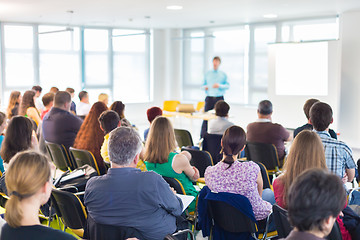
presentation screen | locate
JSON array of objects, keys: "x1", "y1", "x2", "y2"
[{"x1": 274, "y1": 42, "x2": 328, "y2": 96}]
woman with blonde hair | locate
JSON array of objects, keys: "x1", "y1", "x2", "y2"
[
  {"x1": 6, "y1": 91, "x2": 21, "y2": 119},
  {"x1": 1, "y1": 151, "x2": 76, "y2": 239},
  {"x1": 98, "y1": 93, "x2": 109, "y2": 106}
]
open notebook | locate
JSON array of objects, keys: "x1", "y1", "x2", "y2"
[{"x1": 176, "y1": 194, "x2": 195, "y2": 212}]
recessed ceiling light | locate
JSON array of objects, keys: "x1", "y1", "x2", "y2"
[
  {"x1": 166, "y1": 5, "x2": 183, "y2": 10},
  {"x1": 263, "y1": 14, "x2": 278, "y2": 19}
]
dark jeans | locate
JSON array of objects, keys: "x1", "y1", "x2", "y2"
[{"x1": 200, "y1": 96, "x2": 224, "y2": 138}]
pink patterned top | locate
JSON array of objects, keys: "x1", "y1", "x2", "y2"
[{"x1": 205, "y1": 161, "x2": 272, "y2": 221}]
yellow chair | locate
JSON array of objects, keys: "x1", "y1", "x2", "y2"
[
  {"x1": 196, "y1": 101, "x2": 205, "y2": 112},
  {"x1": 163, "y1": 100, "x2": 180, "y2": 112}
]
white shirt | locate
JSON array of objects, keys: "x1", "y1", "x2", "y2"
[
  {"x1": 76, "y1": 102, "x2": 91, "y2": 116},
  {"x1": 208, "y1": 116, "x2": 234, "y2": 135}
]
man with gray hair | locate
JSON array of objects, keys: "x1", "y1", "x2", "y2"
[{"x1": 84, "y1": 127, "x2": 183, "y2": 240}]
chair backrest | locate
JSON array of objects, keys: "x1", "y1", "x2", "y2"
[
  {"x1": 85, "y1": 214, "x2": 145, "y2": 240},
  {"x1": 182, "y1": 147, "x2": 213, "y2": 177},
  {"x1": 51, "y1": 188, "x2": 87, "y2": 230},
  {"x1": 45, "y1": 141, "x2": 76, "y2": 171},
  {"x1": 253, "y1": 161, "x2": 272, "y2": 190},
  {"x1": 69, "y1": 147, "x2": 100, "y2": 175},
  {"x1": 174, "y1": 129, "x2": 194, "y2": 148},
  {"x1": 245, "y1": 141, "x2": 281, "y2": 171},
  {"x1": 202, "y1": 133, "x2": 222, "y2": 164},
  {"x1": 196, "y1": 101, "x2": 205, "y2": 112},
  {"x1": 0, "y1": 192, "x2": 9, "y2": 209},
  {"x1": 163, "y1": 100, "x2": 180, "y2": 112},
  {"x1": 162, "y1": 176, "x2": 186, "y2": 195},
  {"x1": 272, "y1": 204, "x2": 292, "y2": 238}
]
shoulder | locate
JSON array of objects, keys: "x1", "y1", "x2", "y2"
[{"x1": 39, "y1": 225, "x2": 77, "y2": 239}]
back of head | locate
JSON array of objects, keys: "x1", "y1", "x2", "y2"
[
  {"x1": 287, "y1": 169, "x2": 346, "y2": 232},
  {"x1": 54, "y1": 91, "x2": 71, "y2": 108},
  {"x1": 78, "y1": 91, "x2": 88, "y2": 101},
  {"x1": 309, "y1": 102, "x2": 333, "y2": 131},
  {"x1": 31, "y1": 85, "x2": 42, "y2": 93},
  {"x1": 108, "y1": 127, "x2": 142, "y2": 166},
  {"x1": 282, "y1": 130, "x2": 327, "y2": 206},
  {"x1": 50, "y1": 87, "x2": 59, "y2": 94},
  {"x1": 0, "y1": 116, "x2": 33, "y2": 163},
  {"x1": 98, "y1": 110, "x2": 120, "y2": 134},
  {"x1": 98, "y1": 93, "x2": 109, "y2": 102},
  {"x1": 303, "y1": 98, "x2": 320, "y2": 120},
  {"x1": 0, "y1": 112, "x2": 6, "y2": 126},
  {"x1": 146, "y1": 107, "x2": 163, "y2": 123},
  {"x1": 258, "y1": 100, "x2": 273, "y2": 115},
  {"x1": 221, "y1": 126, "x2": 246, "y2": 168},
  {"x1": 110, "y1": 101, "x2": 125, "y2": 119},
  {"x1": 215, "y1": 100, "x2": 230, "y2": 117},
  {"x1": 42, "y1": 92, "x2": 55, "y2": 107},
  {"x1": 65, "y1": 87, "x2": 75, "y2": 94},
  {"x1": 5, "y1": 151, "x2": 51, "y2": 228},
  {"x1": 7, "y1": 91, "x2": 21, "y2": 118},
  {"x1": 19, "y1": 90, "x2": 36, "y2": 116},
  {"x1": 144, "y1": 116, "x2": 176, "y2": 164}
]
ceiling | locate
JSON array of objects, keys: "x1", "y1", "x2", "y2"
[{"x1": 1, "y1": 0, "x2": 360, "y2": 29}]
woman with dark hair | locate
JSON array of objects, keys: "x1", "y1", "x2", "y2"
[
  {"x1": 73, "y1": 101, "x2": 108, "y2": 174},
  {"x1": 205, "y1": 125, "x2": 273, "y2": 221},
  {"x1": 19, "y1": 90, "x2": 41, "y2": 126},
  {"x1": 110, "y1": 101, "x2": 131, "y2": 127},
  {"x1": 6, "y1": 91, "x2": 21, "y2": 119}
]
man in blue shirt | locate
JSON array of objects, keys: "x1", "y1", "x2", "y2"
[{"x1": 200, "y1": 56, "x2": 230, "y2": 137}]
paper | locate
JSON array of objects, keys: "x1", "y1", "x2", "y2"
[
  {"x1": 60, "y1": 169, "x2": 85, "y2": 183},
  {"x1": 176, "y1": 194, "x2": 195, "y2": 212}
]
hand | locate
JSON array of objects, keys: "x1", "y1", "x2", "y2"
[
  {"x1": 205, "y1": 86, "x2": 209, "y2": 90},
  {"x1": 342, "y1": 173, "x2": 348, "y2": 183},
  {"x1": 170, "y1": 187, "x2": 177, "y2": 195},
  {"x1": 192, "y1": 167, "x2": 200, "y2": 181},
  {"x1": 212, "y1": 83, "x2": 220, "y2": 88}
]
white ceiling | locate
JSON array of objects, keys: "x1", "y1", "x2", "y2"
[{"x1": 1, "y1": 0, "x2": 360, "y2": 29}]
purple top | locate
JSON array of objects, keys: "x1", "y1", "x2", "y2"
[{"x1": 205, "y1": 161, "x2": 272, "y2": 220}]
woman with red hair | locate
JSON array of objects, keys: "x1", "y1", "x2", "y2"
[{"x1": 73, "y1": 101, "x2": 108, "y2": 174}]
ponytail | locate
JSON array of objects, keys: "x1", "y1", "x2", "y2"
[
  {"x1": 221, "y1": 126, "x2": 246, "y2": 169},
  {"x1": 5, "y1": 193, "x2": 23, "y2": 228}
]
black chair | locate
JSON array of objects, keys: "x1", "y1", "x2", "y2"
[
  {"x1": 69, "y1": 147, "x2": 101, "y2": 176},
  {"x1": 202, "y1": 133, "x2": 222, "y2": 164},
  {"x1": 0, "y1": 192, "x2": 8, "y2": 209},
  {"x1": 254, "y1": 161, "x2": 273, "y2": 190},
  {"x1": 245, "y1": 142, "x2": 283, "y2": 176},
  {"x1": 164, "y1": 229, "x2": 195, "y2": 240},
  {"x1": 50, "y1": 188, "x2": 87, "y2": 238},
  {"x1": 162, "y1": 176, "x2": 186, "y2": 195},
  {"x1": 175, "y1": 129, "x2": 194, "y2": 148},
  {"x1": 45, "y1": 141, "x2": 77, "y2": 171},
  {"x1": 357, "y1": 159, "x2": 360, "y2": 183},
  {"x1": 182, "y1": 147, "x2": 213, "y2": 177}
]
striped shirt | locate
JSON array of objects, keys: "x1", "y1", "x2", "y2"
[{"x1": 316, "y1": 130, "x2": 356, "y2": 178}]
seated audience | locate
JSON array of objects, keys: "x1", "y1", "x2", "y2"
[
  {"x1": 42, "y1": 91, "x2": 83, "y2": 149},
  {"x1": 283, "y1": 169, "x2": 346, "y2": 240},
  {"x1": 49, "y1": 86, "x2": 59, "y2": 94},
  {"x1": 208, "y1": 100, "x2": 234, "y2": 135},
  {"x1": 77, "y1": 91, "x2": 91, "y2": 116},
  {"x1": 294, "y1": 98, "x2": 337, "y2": 139},
  {"x1": 0, "y1": 112, "x2": 6, "y2": 173},
  {"x1": 6, "y1": 91, "x2": 21, "y2": 119},
  {"x1": 73, "y1": 102, "x2": 108, "y2": 174},
  {"x1": 110, "y1": 101, "x2": 132, "y2": 127},
  {"x1": 98, "y1": 93, "x2": 109, "y2": 106},
  {"x1": 19, "y1": 90, "x2": 41, "y2": 126},
  {"x1": 310, "y1": 102, "x2": 356, "y2": 182},
  {"x1": 1, "y1": 151, "x2": 76, "y2": 240},
  {"x1": 205, "y1": 125, "x2": 273, "y2": 221},
  {"x1": 144, "y1": 116, "x2": 199, "y2": 212},
  {"x1": 40, "y1": 92, "x2": 54, "y2": 120},
  {"x1": 144, "y1": 106, "x2": 162, "y2": 141},
  {"x1": 32, "y1": 85, "x2": 44, "y2": 112},
  {"x1": 65, "y1": 87, "x2": 76, "y2": 115},
  {"x1": 246, "y1": 100, "x2": 291, "y2": 161},
  {"x1": 99, "y1": 110, "x2": 120, "y2": 164},
  {"x1": 84, "y1": 127, "x2": 183, "y2": 240}
]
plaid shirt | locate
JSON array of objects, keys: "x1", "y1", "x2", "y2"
[{"x1": 316, "y1": 130, "x2": 356, "y2": 178}]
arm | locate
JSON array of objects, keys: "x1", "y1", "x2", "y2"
[
  {"x1": 201, "y1": 76, "x2": 209, "y2": 90},
  {"x1": 218, "y1": 74, "x2": 230, "y2": 90},
  {"x1": 344, "y1": 147, "x2": 356, "y2": 182},
  {"x1": 157, "y1": 176, "x2": 183, "y2": 216},
  {"x1": 172, "y1": 152, "x2": 199, "y2": 181},
  {"x1": 256, "y1": 170, "x2": 263, "y2": 197},
  {"x1": 346, "y1": 168, "x2": 355, "y2": 183}
]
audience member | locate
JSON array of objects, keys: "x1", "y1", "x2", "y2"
[
  {"x1": 1, "y1": 151, "x2": 76, "y2": 240},
  {"x1": 246, "y1": 100, "x2": 291, "y2": 161},
  {"x1": 32, "y1": 85, "x2": 44, "y2": 112},
  {"x1": 49, "y1": 86, "x2": 59, "y2": 94},
  {"x1": 42, "y1": 91, "x2": 83, "y2": 149},
  {"x1": 65, "y1": 87, "x2": 76, "y2": 114},
  {"x1": 77, "y1": 91, "x2": 91, "y2": 116},
  {"x1": 19, "y1": 90, "x2": 41, "y2": 126},
  {"x1": 73, "y1": 101, "x2": 108, "y2": 174},
  {"x1": 205, "y1": 125, "x2": 273, "y2": 221},
  {"x1": 99, "y1": 110, "x2": 120, "y2": 164},
  {"x1": 6, "y1": 91, "x2": 21, "y2": 119},
  {"x1": 144, "y1": 116, "x2": 199, "y2": 212},
  {"x1": 110, "y1": 101, "x2": 132, "y2": 127},
  {"x1": 294, "y1": 99, "x2": 337, "y2": 139},
  {"x1": 0, "y1": 112, "x2": 6, "y2": 173},
  {"x1": 310, "y1": 102, "x2": 356, "y2": 182},
  {"x1": 283, "y1": 169, "x2": 346, "y2": 240},
  {"x1": 144, "y1": 106, "x2": 162, "y2": 141},
  {"x1": 208, "y1": 100, "x2": 234, "y2": 135},
  {"x1": 84, "y1": 127, "x2": 183, "y2": 240},
  {"x1": 40, "y1": 92, "x2": 54, "y2": 120},
  {"x1": 98, "y1": 93, "x2": 109, "y2": 106}
]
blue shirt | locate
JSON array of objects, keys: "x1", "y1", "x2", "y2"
[
  {"x1": 315, "y1": 131, "x2": 356, "y2": 178},
  {"x1": 0, "y1": 135, "x2": 4, "y2": 173},
  {"x1": 203, "y1": 70, "x2": 229, "y2": 97},
  {"x1": 84, "y1": 167, "x2": 183, "y2": 240}
]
